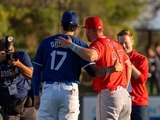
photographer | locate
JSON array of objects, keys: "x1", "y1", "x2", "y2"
[{"x1": 0, "y1": 36, "x2": 37, "y2": 120}]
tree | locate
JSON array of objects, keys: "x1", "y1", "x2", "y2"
[{"x1": 0, "y1": 0, "x2": 147, "y2": 59}]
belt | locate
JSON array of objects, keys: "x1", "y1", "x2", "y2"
[
  {"x1": 45, "y1": 81, "x2": 73, "y2": 86},
  {"x1": 97, "y1": 88, "x2": 114, "y2": 94},
  {"x1": 97, "y1": 86, "x2": 124, "y2": 94}
]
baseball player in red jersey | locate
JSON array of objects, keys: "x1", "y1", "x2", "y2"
[
  {"x1": 56, "y1": 16, "x2": 132, "y2": 120},
  {"x1": 117, "y1": 29, "x2": 149, "y2": 120}
]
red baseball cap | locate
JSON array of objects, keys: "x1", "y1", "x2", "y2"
[{"x1": 82, "y1": 16, "x2": 103, "y2": 29}]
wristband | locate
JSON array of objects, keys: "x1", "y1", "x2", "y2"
[
  {"x1": 68, "y1": 43, "x2": 76, "y2": 51},
  {"x1": 68, "y1": 43, "x2": 82, "y2": 54}
]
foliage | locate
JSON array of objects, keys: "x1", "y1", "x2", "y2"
[
  {"x1": 0, "y1": 5, "x2": 13, "y2": 37},
  {"x1": 0, "y1": 0, "x2": 147, "y2": 59}
]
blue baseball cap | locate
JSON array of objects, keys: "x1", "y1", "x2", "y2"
[{"x1": 61, "y1": 11, "x2": 78, "y2": 25}]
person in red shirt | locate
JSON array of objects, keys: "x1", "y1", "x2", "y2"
[
  {"x1": 117, "y1": 29, "x2": 149, "y2": 120},
  {"x1": 56, "y1": 16, "x2": 132, "y2": 120}
]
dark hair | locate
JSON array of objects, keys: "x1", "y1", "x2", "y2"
[{"x1": 61, "y1": 22, "x2": 78, "y2": 32}]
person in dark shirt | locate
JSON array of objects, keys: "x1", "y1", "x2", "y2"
[{"x1": 0, "y1": 36, "x2": 37, "y2": 120}]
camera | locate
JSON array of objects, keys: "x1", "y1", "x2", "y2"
[
  {"x1": 5, "y1": 50, "x2": 19, "y2": 61},
  {"x1": 4, "y1": 35, "x2": 19, "y2": 61}
]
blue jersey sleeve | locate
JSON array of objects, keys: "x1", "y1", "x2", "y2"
[
  {"x1": 32, "y1": 41, "x2": 45, "y2": 96},
  {"x1": 32, "y1": 64, "x2": 42, "y2": 96},
  {"x1": 33, "y1": 40, "x2": 45, "y2": 66}
]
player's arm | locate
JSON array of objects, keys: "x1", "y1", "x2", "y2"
[
  {"x1": 32, "y1": 63, "x2": 42, "y2": 110},
  {"x1": 84, "y1": 60, "x2": 123, "y2": 77},
  {"x1": 32, "y1": 63, "x2": 42, "y2": 96},
  {"x1": 56, "y1": 36, "x2": 97, "y2": 62},
  {"x1": 56, "y1": 36, "x2": 123, "y2": 76}
]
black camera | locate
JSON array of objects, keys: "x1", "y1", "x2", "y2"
[
  {"x1": 4, "y1": 35, "x2": 19, "y2": 61},
  {"x1": 5, "y1": 50, "x2": 19, "y2": 61}
]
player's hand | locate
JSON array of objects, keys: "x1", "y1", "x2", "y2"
[
  {"x1": 114, "y1": 59, "x2": 123, "y2": 72},
  {"x1": 34, "y1": 95, "x2": 40, "y2": 110},
  {"x1": 55, "y1": 36, "x2": 72, "y2": 48}
]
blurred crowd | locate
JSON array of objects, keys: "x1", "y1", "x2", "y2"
[{"x1": 147, "y1": 43, "x2": 160, "y2": 95}]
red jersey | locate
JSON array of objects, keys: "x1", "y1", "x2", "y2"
[
  {"x1": 89, "y1": 36, "x2": 129, "y2": 92},
  {"x1": 129, "y1": 49, "x2": 149, "y2": 106}
]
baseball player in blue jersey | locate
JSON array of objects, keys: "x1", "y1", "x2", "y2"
[
  {"x1": 32, "y1": 11, "x2": 123, "y2": 120},
  {"x1": 32, "y1": 11, "x2": 96, "y2": 120}
]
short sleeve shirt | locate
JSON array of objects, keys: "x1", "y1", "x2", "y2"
[{"x1": 89, "y1": 36, "x2": 129, "y2": 91}]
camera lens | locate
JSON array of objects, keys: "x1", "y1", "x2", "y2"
[{"x1": 10, "y1": 52, "x2": 19, "y2": 61}]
